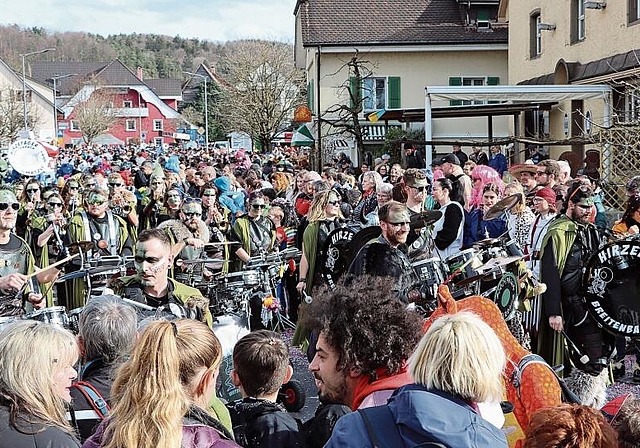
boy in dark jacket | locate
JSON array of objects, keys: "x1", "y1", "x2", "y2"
[{"x1": 226, "y1": 330, "x2": 303, "y2": 448}]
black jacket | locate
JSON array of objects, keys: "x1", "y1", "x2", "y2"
[
  {"x1": 69, "y1": 358, "x2": 115, "y2": 442},
  {"x1": 226, "y1": 398, "x2": 302, "y2": 448},
  {"x1": 301, "y1": 403, "x2": 351, "y2": 448},
  {"x1": 0, "y1": 404, "x2": 80, "y2": 448}
]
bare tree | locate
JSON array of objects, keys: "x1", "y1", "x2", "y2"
[
  {"x1": 218, "y1": 40, "x2": 304, "y2": 151},
  {"x1": 73, "y1": 87, "x2": 119, "y2": 144},
  {"x1": 0, "y1": 86, "x2": 40, "y2": 143},
  {"x1": 322, "y1": 51, "x2": 376, "y2": 166}
]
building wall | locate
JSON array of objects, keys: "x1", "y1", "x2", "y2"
[{"x1": 308, "y1": 47, "x2": 509, "y2": 147}]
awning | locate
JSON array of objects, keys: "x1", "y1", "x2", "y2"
[
  {"x1": 93, "y1": 134, "x2": 125, "y2": 145},
  {"x1": 292, "y1": 123, "x2": 314, "y2": 146}
]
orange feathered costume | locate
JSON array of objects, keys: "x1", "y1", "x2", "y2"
[{"x1": 424, "y1": 285, "x2": 562, "y2": 448}]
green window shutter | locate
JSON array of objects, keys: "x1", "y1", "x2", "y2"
[
  {"x1": 387, "y1": 77, "x2": 401, "y2": 109},
  {"x1": 487, "y1": 77, "x2": 499, "y2": 103},
  {"x1": 449, "y1": 77, "x2": 462, "y2": 106},
  {"x1": 308, "y1": 82, "x2": 314, "y2": 111},
  {"x1": 307, "y1": 82, "x2": 312, "y2": 109},
  {"x1": 349, "y1": 76, "x2": 362, "y2": 110}
]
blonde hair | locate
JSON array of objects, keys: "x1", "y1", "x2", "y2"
[
  {"x1": 103, "y1": 319, "x2": 222, "y2": 448},
  {"x1": 0, "y1": 321, "x2": 78, "y2": 434},
  {"x1": 363, "y1": 170, "x2": 384, "y2": 191},
  {"x1": 504, "y1": 181, "x2": 527, "y2": 214},
  {"x1": 409, "y1": 312, "x2": 505, "y2": 403},
  {"x1": 307, "y1": 189, "x2": 342, "y2": 223}
]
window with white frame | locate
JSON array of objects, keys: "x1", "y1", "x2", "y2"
[
  {"x1": 153, "y1": 119, "x2": 163, "y2": 131},
  {"x1": 70, "y1": 120, "x2": 80, "y2": 132},
  {"x1": 530, "y1": 12, "x2": 542, "y2": 58},
  {"x1": 462, "y1": 77, "x2": 486, "y2": 105},
  {"x1": 154, "y1": 137, "x2": 164, "y2": 147},
  {"x1": 123, "y1": 100, "x2": 133, "y2": 108},
  {"x1": 362, "y1": 77, "x2": 386, "y2": 112},
  {"x1": 572, "y1": 0, "x2": 586, "y2": 42},
  {"x1": 125, "y1": 119, "x2": 136, "y2": 132}
]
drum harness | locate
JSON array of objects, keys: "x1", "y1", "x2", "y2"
[{"x1": 79, "y1": 211, "x2": 119, "y2": 257}]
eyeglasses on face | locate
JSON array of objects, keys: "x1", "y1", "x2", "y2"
[
  {"x1": 410, "y1": 186, "x2": 427, "y2": 192},
  {"x1": 109, "y1": 183, "x2": 124, "y2": 187},
  {"x1": 183, "y1": 212, "x2": 202, "y2": 218},
  {"x1": 0, "y1": 202, "x2": 20, "y2": 211},
  {"x1": 535, "y1": 171, "x2": 548, "y2": 177},
  {"x1": 26, "y1": 188, "x2": 40, "y2": 193},
  {"x1": 87, "y1": 199, "x2": 107, "y2": 206},
  {"x1": 184, "y1": 197, "x2": 202, "y2": 204},
  {"x1": 327, "y1": 200, "x2": 340, "y2": 206},
  {"x1": 48, "y1": 202, "x2": 63, "y2": 208},
  {"x1": 202, "y1": 193, "x2": 217, "y2": 197},
  {"x1": 387, "y1": 221, "x2": 410, "y2": 228},
  {"x1": 251, "y1": 203, "x2": 266, "y2": 209},
  {"x1": 68, "y1": 185, "x2": 79, "y2": 190}
]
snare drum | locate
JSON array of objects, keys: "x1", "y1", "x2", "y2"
[
  {"x1": 221, "y1": 270, "x2": 261, "y2": 290},
  {"x1": 412, "y1": 258, "x2": 446, "y2": 287},
  {"x1": 25, "y1": 306, "x2": 69, "y2": 328},
  {"x1": 445, "y1": 249, "x2": 483, "y2": 286},
  {"x1": 0, "y1": 316, "x2": 19, "y2": 333},
  {"x1": 67, "y1": 307, "x2": 85, "y2": 334}
]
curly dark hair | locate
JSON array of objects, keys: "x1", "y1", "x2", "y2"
[{"x1": 301, "y1": 276, "x2": 423, "y2": 381}]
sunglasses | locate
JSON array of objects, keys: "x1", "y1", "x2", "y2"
[
  {"x1": 251, "y1": 204, "x2": 266, "y2": 209},
  {"x1": 203, "y1": 193, "x2": 217, "y2": 197},
  {"x1": 87, "y1": 199, "x2": 107, "y2": 206},
  {"x1": 26, "y1": 188, "x2": 40, "y2": 193},
  {"x1": 48, "y1": 202, "x2": 63, "y2": 208},
  {"x1": 68, "y1": 185, "x2": 79, "y2": 190},
  {"x1": 183, "y1": 212, "x2": 202, "y2": 218},
  {"x1": 387, "y1": 221, "x2": 410, "y2": 228},
  {"x1": 109, "y1": 183, "x2": 124, "y2": 187},
  {"x1": 410, "y1": 186, "x2": 428, "y2": 192},
  {"x1": 184, "y1": 197, "x2": 202, "y2": 204},
  {"x1": 327, "y1": 200, "x2": 340, "y2": 206},
  {"x1": 0, "y1": 202, "x2": 20, "y2": 211}
]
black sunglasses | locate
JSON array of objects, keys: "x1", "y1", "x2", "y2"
[
  {"x1": 0, "y1": 202, "x2": 20, "y2": 211},
  {"x1": 48, "y1": 202, "x2": 63, "y2": 208},
  {"x1": 184, "y1": 197, "x2": 202, "y2": 204},
  {"x1": 251, "y1": 204, "x2": 266, "y2": 209},
  {"x1": 109, "y1": 183, "x2": 124, "y2": 187},
  {"x1": 26, "y1": 188, "x2": 40, "y2": 193},
  {"x1": 327, "y1": 200, "x2": 340, "y2": 206}
]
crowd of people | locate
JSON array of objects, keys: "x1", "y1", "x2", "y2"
[{"x1": 0, "y1": 140, "x2": 639, "y2": 447}]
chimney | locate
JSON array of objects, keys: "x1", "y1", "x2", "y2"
[{"x1": 136, "y1": 67, "x2": 143, "y2": 80}]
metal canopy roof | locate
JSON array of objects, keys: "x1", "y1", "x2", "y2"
[{"x1": 423, "y1": 84, "x2": 614, "y2": 167}]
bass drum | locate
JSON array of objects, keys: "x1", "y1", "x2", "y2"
[
  {"x1": 214, "y1": 311, "x2": 250, "y2": 402},
  {"x1": 347, "y1": 226, "x2": 382, "y2": 267},
  {"x1": 319, "y1": 227, "x2": 357, "y2": 288},
  {"x1": 583, "y1": 240, "x2": 640, "y2": 338}
]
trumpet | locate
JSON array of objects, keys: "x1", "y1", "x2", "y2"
[{"x1": 207, "y1": 205, "x2": 229, "y2": 233}]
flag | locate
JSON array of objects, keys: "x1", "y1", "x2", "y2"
[{"x1": 367, "y1": 109, "x2": 386, "y2": 123}]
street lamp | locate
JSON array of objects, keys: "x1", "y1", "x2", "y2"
[
  {"x1": 183, "y1": 71, "x2": 209, "y2": 149},
  {"x1": 19, "y1": 48, "x2": 56, "y2": 134},
  {"x1": 50, "y1": 73, "x2": 77, "y2": 141}
]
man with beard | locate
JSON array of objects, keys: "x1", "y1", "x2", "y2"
[
  {"x1": 538, "y1": 182, "x2": 613, "y2": 407},
  {"x1": 0, "y1": 189, "x2": 55, "y2": 316},
  {"x1": 65, "y1": 188, "x2": 134, "y2": 309},
  {"x1": 158, "y1": 197, "x2": 210, "y2": 264},
  {"x1": 347, "y1": 202, "x2": 420, "y2": 303},
  {"x1": 110, "y1": 228, "x2": 210, "y2": 325},
  {"x1": 303, "y1": 276, "x2": 423, "y2": 412}
]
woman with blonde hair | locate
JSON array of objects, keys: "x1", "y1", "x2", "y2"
[
  {"x1": 503, "y1": 181, "x2": 535, "y2": 252},
  {"x1": 83, "y1": 319, "x2": 238, "y2": 448},
  {"x1": 0, "y1": 321, "x2": 80, "y2": 448},
  {"x1": 353, "y1": 170, "x2": 383, "y2": 224},
  {"x1": 325, "y1": 312, "x2": 508, "y2": 447}
]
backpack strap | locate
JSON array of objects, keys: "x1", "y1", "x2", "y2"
[
  {"x1": 358, "y1": 406, "x2": 404, "y2": 448},
  {"x1": 70, "y1": 381, "x2": 110, "y2": 419}
]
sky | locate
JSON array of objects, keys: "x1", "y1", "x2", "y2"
[{"x1": 1, "y1": 0, "x2": 297, "y2": 43}]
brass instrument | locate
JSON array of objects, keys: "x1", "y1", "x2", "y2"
[{"x1": 207, "y1": 204, "x2": 230, "y2": 234}]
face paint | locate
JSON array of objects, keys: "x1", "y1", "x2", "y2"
[
  {"x1": 182, "y1": 203, "x2": 202, "y2": 215},
  {"x1": 87, "y1": 192, "x2": 108, "y2": 205},
  {"x1": 167, "y1": 192, "x2": 181, "y2": 206},
  {"x1": 0, "y1": 190, "x2": 17, "y2": 204}
]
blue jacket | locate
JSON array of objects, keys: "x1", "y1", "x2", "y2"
[
  {"x1": 463, "y1": 208, "x2": 507, "y2": 248},
  {"x1": 325, "y1": 384, "x2": 507, "y2": 448}
]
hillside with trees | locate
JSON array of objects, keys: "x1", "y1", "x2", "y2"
[{"x1": 0, "y1": 24, "x2": 228, "y2": 76}]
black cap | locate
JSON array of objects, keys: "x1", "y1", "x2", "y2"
[{"x1": 432, "y1": 153, "x2": 460, "y2": 166}]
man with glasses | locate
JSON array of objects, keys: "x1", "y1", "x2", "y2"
[
  {"x1": 158, "y1": 196, "x2": 209, "y2": 265},
  {"x1": 535, "y1": 159, "x2": 560, "y2": 190},
  {"x1": 538, "y1": 182, "x2": 613, "y2": 404},
  {"x1": 347, "y1": 201, "x2": 419, "y2": 303},
  {"x1": 65, "y1": 188, "x2": 134, "y2": 309},
  {"x1": 0, "y1": 189, "x2": 57, "y2": 317}
]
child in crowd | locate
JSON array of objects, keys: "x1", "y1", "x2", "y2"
[{"x1": 227, "y1": 330, "x2": 303, "y2": 448}]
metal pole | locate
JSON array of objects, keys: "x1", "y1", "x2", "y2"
[
  {"x1": 19, "y1": 48, "x2": 56, "y2": 134},
  {"x1": 52, "y1": 77, "x2": 57, "y2": 140},
  {"x1": 22, "y1": 54, "x2": 28, "y2": 131},
  {"x1": 203, "y1": 76, "x2": 209, "y2": 149}
]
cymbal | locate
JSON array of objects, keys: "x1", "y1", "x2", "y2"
[
  {"x1": 473, "y1": 237, "x2": 502, "y2": 248},
  {"x1": 175, "y1": 258, "x2": 226, "y2": 265},
  {"x1": 484, "y1": 194, "x2": 521, "y2": 221},
  {"x1": 476, "y1": 255, "x2": 523, "y2": 274},
  {"x1": 409, "y1": 210, "x2": 443, "y2": 229},
  {"x1": 67, "y1": 241, "x2": 94, "y2": 253}
]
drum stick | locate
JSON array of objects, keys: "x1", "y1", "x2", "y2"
[
  {"x1": 27, "y1": 254, "x2": 79, "y2": 280},
  {"x1": 443, "y1": 250, "x2": 484, "y2": 285},
  {"x1": 122, "y1": 298, "x2": 156, "y2": 311},
  {"x1": 561, "y1": 329, "x2": 590, "y2": 364}
]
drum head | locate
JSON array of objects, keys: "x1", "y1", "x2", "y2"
[
  {"x1": 320, "y1": 227, "x2": 357, "y2": 288},
  {"x1": 493, "y1": 272, "x2": 518, "y2": 321},
  {"x1": 348, "y1": 226, "x2": 382, "y2": 266},
  {"x1": 583, "y1": 241, "x2": 640, "y2": 338}
]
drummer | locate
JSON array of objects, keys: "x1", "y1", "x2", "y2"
[
  {"x1": 109, "y1": 228, "x2": 211, "y2": 327},
  {"x1": 0, "y1": 188, "x2": 59, "y2": 317}
]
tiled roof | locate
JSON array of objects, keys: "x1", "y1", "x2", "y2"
[
  {"x1": 29, "y1": 61, "x2": 106, "y2": 95},
  {"x1": 146, "y1": 78, "x2": 182, "y2": 97},
  {"x1": 296, "y1": 0, "x2": 507, "y2": 46},
  {"x1": 94, "y1": 59, "x2": 145, "y2": 86}
]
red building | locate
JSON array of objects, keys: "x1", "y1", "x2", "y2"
[{"x1": 30, "y1": 60, "x2": 187, "y2": 147}]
